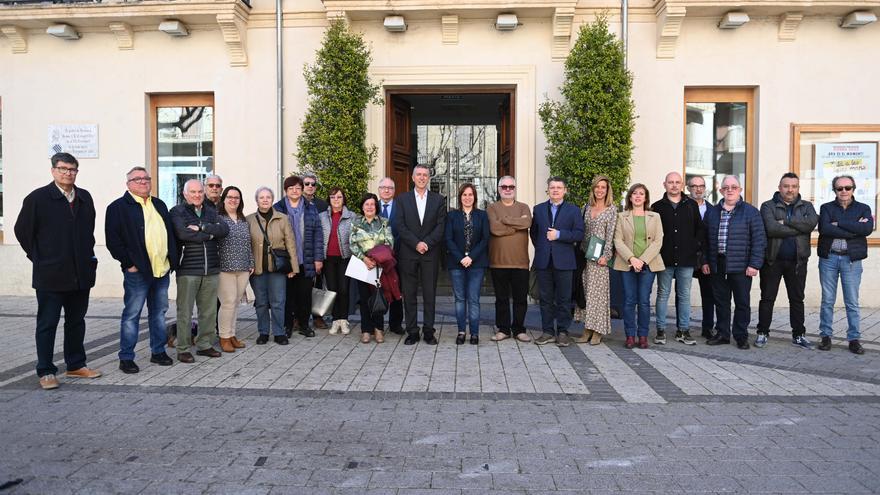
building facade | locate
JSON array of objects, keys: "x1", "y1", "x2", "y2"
[{"x1": 1, "y1": 0, "x2": 879, "y2": 303}]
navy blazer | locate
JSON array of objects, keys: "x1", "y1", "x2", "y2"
[
  {"x1": 530, "y1": 200, "x2": 585, "y2": 270},
  {"x1": 445, "y1": 209, "x2": 490, "y2": 269},
  {"x1": 393, "y1": 190, "x2": 447, "y2": 261},
  {"x1": 105, "y1": 192, "x2": 177, "y2": 276}
]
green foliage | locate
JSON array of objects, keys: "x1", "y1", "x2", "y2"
[
  {"x1": 296, "y1": 20, "x2": 383, "y2": 209},
  {"x1": 538, "y1": 14, "x2": 635, "y2": 207}
]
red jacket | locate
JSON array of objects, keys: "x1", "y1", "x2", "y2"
[{"x1": 367, "y1": 244, "x2": 401, "y2": 303}]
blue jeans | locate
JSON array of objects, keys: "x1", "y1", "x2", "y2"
[
  {"x1": 621, "y1": 268, "x2": 655, "y2": 337},
  {"x1": 819, "y1": 254, "x2": 862, "y2": 341},
  {"x1": 655, "y1": 266, "x2": 694, "y2": 331},
  {"x1": 536, "y1": 268, "x2": 574, "y2": 336},
  {"x1": 449, "y1": 268, "x2": 484, "y2": 336},
  {"x1": 251, "y1": 272, "x2": 287, "y2": 336},
  {"x1": 119, "y1": 272, "x2": 170, "y2": 360}
]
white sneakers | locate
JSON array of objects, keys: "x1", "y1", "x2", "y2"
[{"x1": 329, "y1": 320, "x2": 351, "y2": 335}]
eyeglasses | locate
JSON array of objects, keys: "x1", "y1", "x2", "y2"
[
  {"x1": 206, "y1": 183, "x2": 223, "y2": 188},
  {"x1": 378, "y1": 186, "x2": 394, "y2": 190},
  {"x1": 54, "y1": 167, "x2": 79, "y2": 175},
  {"x1": 127, "y1": 177, "x2": 151, "y2": 184},
  {"x1": 720, "y1": 186, "x2": 740, "y2": 192},
  {"x1": 687, "y1": 184, "x2": 705, "y2": 189},
  {"x1": 303, "y1": 181, "x2": 317, "y2": 187},
  {"x1": 835, "y1": 186, "x2": 854, "y2": 192},
  {"x1": 499, "y1": 185, "x2": 516, "y2": 190},
  {"x1": 226, "y1": 196, "x2": 241, "y2": 201}
]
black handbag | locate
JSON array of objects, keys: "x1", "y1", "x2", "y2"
[
  {"x1": 257, "y1": 216, "x2": 292, "y2": 274},
  {"x1": 367, "y1": 269, "x2": 387, "y2": 317}
]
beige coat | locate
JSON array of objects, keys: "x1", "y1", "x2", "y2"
[
  {"x1": 246, "y1": 209, "x2": 299, "y2": 276},
  {"x1": 612, "y1": 210, "x2": 666, "y2": 273}
]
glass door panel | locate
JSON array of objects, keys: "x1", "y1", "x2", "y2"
[
  {"x1": 416, "y1": 124, "x2": 498, "y2": 211},
  {"x1": 685, "y1": 101, "x2": 747, "y2": 205},
  {"x1": 156, "y1": 106, "x2": 214, "y2": 208}
]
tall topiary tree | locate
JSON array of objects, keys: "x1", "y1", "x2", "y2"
[
  {"x1": 538, "y1": 14, "x2": 635, "y2": 207},
  {"x1": 296, "y1": 20, "x2": 382, "y2": 207}
]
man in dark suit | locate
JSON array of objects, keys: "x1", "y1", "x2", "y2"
[
  {"x1": 15, "y1": 152, "x2": 102, "y2": 390},
  {"x1": 378, "y1": 176, "x2": 404, "y2": 334},
  {"x1": 393, "y1": 165, "x2": 447, "y2": 345},
  {"x1": 530, "y1": 176, "x2": 585, "y2": 347},
  {"x1": 105, "y1": 166, "x2": 178, "y2": 374}
]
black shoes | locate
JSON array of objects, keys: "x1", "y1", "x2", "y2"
[
  {"x1": 196, "y1": 348, "x2": 221, "y2": 358},
  {"x1": 850, "y1": 340, "x2": 865, "y2": 355},
  {"x1": 701, "y1": 329, "x2": 716, "y2": 339},
  {"x1": 818, "y1": 336, "x2": 832, "y2": 351},
  {"x1": 736, "y1": 340, "x2": 750, "y2": 350},
  {"x1": 119, "y1": 360, "x2": 139, "y2": 374},
  {"x1": 256, "y1": 334, "x2": 269, "y2": 345},
  {"x1": 389, "y1": 326, "x2": 405, "y2": 335},
  {"x1": 423, "y1": 334, "x2": 438, "y2": 345},
  {"x1": 299, "y1": 326, "x2": 315, "y2": 338},
  {"x1": 150, "y1": 352, "x2": 173, "y2": 366},
  {"x1": 456, "y1": 333, "x2": 466, "y2": 345},
  {"x1": 274, "y1": 335, "x2": 289, "y2": 345},
  {"x1": 404, "y1": 335, "x2": 419, "y2": 345},
  {"x1": 470, "y1": 335, "x2": 479, "y2": 345},
  {"x1": 706, "y1": 336, "x2": 730, "y2": 346},
  {"x1": 178, "y1": 352, "x2": 195, "y2": 363}
]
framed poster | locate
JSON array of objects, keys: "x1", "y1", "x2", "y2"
[{"x1": 48, "y1": 124, "x2": 99, "y2": 159}]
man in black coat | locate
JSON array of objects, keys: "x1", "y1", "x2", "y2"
[
  {"x1": 170, "y1": 179, "x2": 229, "y2": 363},
  {"x1": 105, "y1": 166, "x2": 178, "y2": 374},
  {"x1": 14, "y1": 152, "x2": 102, "y2": 390},
  {"x1": 393, "y1": 165, "x2": 447, "y2": 345}
]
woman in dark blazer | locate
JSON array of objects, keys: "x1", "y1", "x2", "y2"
[{"x1": 445, "y1": 183, "x2": 490, "y2": 345}]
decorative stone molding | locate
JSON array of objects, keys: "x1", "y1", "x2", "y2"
[
  {"x1": 216, "y1": 12, "x2": 248, "y2": 67},
  {"x1": 441, "y1": 15, "x2": 458, "y2": 45},
  {"x1": 778, "y1": 12, "x2": 803, "y2": 41},
  {"x1": 108, "y1": 21, "x2": 134, "y2": 50},
  {"x1": 326, "y1": 10, "x2": 349, "y2": 26},
  {"x1": 551, "y1": 7, "x2": 574, "y2": 61},
  {"x1": 656, "y1": 4, "x2": 686, "y2": 59},
  {"x1": 0, "y1": 25, "x2": 27, "y2": 54}
]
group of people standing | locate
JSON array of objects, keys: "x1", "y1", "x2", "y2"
[{"x1": 15, "y1": 153, "x2": 874, "y2": 390}]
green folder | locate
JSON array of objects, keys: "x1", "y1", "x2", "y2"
[{"x1": 585, "y1": 235, "x2": 606, "y2": 262}]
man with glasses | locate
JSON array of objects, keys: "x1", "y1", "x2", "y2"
[
  {"x1": 377, "y1": 177, "x2": 404, "y2": 334},
  {"x1": 817, "y1": 175, "x2": 873, "y2": 355},
  {"x1": 205, "y1": 174, "x2": 224, "y2": 208},
  {"x1": 687, "y1": 176, "x2": 717, "y2": 339},
  {"x1": 756, "y1": 173, "x2": 818, "y2": 350},
  {"x1": 105, "y1": 167, "x2": 177, "y2": 373},
  {"x1": 488, "y1": 176, "x2": 533, "y2": 342},
  {"x1": 15, "y1": 152, "x2": 102, "y2": 389},
  {"x1": 701, "y1": 176, "x2": 765, "y2": 350}
]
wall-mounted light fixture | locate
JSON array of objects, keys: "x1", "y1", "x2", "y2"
[
  {"x1": 158, "y1": 20, "x2": 189, "y2": 37},
  {"x1": 46, "y1": 23, "x2": 80, "y2": 40},
  {"x1": 495, "y1": 13, "x2": 519, "y2": 31},
  {"x1": 840, "y1": 11, "x2": 877, "y2": 28},
  {"x1": 718, "y1": 12, "x2": 750, "y2": 29},
  {"x1": 384, "y1": 16, "x2": 407, "y2": 32}
]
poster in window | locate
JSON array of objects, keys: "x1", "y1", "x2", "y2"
[{"x1": 812, "y1": 142, "x2": 878, "y2": 212}]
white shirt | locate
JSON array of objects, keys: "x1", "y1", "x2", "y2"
[
  {"x1": 414, "y1": 189, "x2": 428, "y2": 225},
  {"x1": 56, "y1": 184, "x2": 75, "y2": 203}
]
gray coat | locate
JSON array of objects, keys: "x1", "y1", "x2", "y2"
[
  {"x1": 319, "y1": 206, "x2": 354, "y2": 259},
  {"x1": 760, "y1": 192, "x2": 818, "y2": 265}
]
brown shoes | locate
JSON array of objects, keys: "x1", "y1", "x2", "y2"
[
  {"x1": 374, "y1": 329, "x2": 385, "y2": 344},
  {"x1": 230, "y1": 336, "x2": 246, "y2": 348},
  {"x1": 65, "y1": 367, "x2": 102, "y2": 379},
  {"x1": 196, "y1": 348, "x2": 221, "y2": 358},
  {"x1": 574, "y1": 330, "x2": 593, "y2": 344},
  {"x1": 39, "y1": 374, "x2": 59, "y2": 390},
  {"x1": 220, "y1": 338, "x2": 236, "y2": 353},
  {"x1": 589, "y1": 332, "x2": 603, "y2": 345},
  {"x1": 361, "y1": 332, "x2": 371, "y2": 344},
  {"x1": 178, "y1": 352, "x2": 195, "y2": 363},
  {"x1": 313, "y1": 318, "x2": 328, "y2": 330}
]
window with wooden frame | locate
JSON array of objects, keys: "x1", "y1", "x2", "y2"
[
  {"x1": 683, "y1": 87, "x2": 756, "y2": 204},
  {"x1": 791, "y1": 123, "x2": 880, "y2": 245},
  {"x1": 149, "y1": 93, "x2": 215, "y2": 209}
]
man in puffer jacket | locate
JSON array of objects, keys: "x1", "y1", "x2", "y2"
[
  {"x1": 701, "y1": 175, "x2": 766, "y2": 350},
  {"x1": 756, "y1": 173, "x2": 818, "y2": 350},
  {"x1": 170, "y1": 179, "x2": 229, "y2": 363}
]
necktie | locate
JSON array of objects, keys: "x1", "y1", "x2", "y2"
[{"x1": 381, "y1": 203, "x2": 389, "y2": 219}]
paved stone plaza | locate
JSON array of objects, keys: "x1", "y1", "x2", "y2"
[{"x1": 1, "y1": 296, "x2": 879, "y2": 494}]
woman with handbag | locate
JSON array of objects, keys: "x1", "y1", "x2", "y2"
[
  {"x1": 319, "y1": 187, "x2": 355, "y2": 335},
  {"x1": 217, "y1": 186, "x2": 255, "y2": 352},
  {"x1": 445, "y1": 183, "x2": 490, "y2": 345},
  {"x1": 613, "y1": 183, "x2": 665, "y2": 349},
  {"x1": 573, "y1": 176, "x2": 617, "y2": 345},
  {"x1": 349, "y1": 193, "x2": 394, "y2": 344},
  {"x1": 247, "y1": 186, "x2": 299, "y2": 345}
]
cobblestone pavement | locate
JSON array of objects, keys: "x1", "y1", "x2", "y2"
[{"x1": 1, "y1": 296, "x2": 879, "y2": 494}]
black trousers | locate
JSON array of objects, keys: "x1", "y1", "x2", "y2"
[
  {"x1": 399, "y1": 255, "x2": 440, "y2": 338},
  {"x1": 711, "y1": 257, "x2": 753, "y2": 343},
  {"x1": 323, "y1": 256, "x2": 350, "y2": 321},
  {"x1": 758, "y1": 259, "x2": 807, "y2": 337},
  {"x1": 35, "y1": 289, "x2": 90, "y2": 377},
  {"x1": 285, "y1": 265, "x2": 313, "y2": 329},
  {"x1": 491, "y1": 268, "x2": 529, "y2": 335},
  {"x1": 695, "y1": 270, "x2": 716, "y2": 332},
  {"x1": 357, "y1": 281, "x2": 384, "y2": 333}
]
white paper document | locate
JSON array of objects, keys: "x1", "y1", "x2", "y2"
[{"x1": 345, "y1": 256, "x2": 382, "y2": 286}]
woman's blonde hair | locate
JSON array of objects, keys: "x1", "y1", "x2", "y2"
[{"x1": 589, "y1": 175, "x2": 614, "y2": 208}]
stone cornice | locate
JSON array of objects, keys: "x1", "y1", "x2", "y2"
[{"x1": 0, "y1": 24, "x2": 26, "y2": 53}]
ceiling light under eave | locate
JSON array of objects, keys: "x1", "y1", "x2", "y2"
[
  {"x1": 718, "y1": 12, "x2": 750, "y2": 29},
  {"x1": 495, "y1": 14, "x2": 519, "y2": 31},
  {"x1": 159, "y1": 20, "x2": 189, "y2": 37},
  {"x1": 840, "y1": 11, "x2": 877, "y2": 28},
  {"x1": 47, "y1": 24, "x2": 80, "y2": 40},
  {"x1": 384, "y1": 16, "x2": 407, "y2": 32}
]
